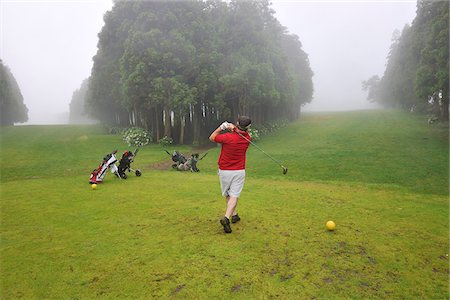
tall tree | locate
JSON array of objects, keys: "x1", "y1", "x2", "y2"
[
  {"x1": 87, "y1": 0, "x2": 314, "y2": 144},
  {"x1": 414, "y1": 0, "x2": 449, "y2": 120},
  {"x1": 69, "y1": 78, "x2": 93, "y2": 124},
  {"x1": 0, "y1": 60, "x2": 28, "y2": 126},
  {"x1": 86, "y1": 1, "x2": 139, "y2": 126},
  {"x1": 279, "y1": 33, "x2": 314, "y2": 120},
  {"x1": 361, "y1": 75, "x2": 380, "y2": 103},
  {"x1": 363, "y1": 0, "x2": 449, "y2": 121}
]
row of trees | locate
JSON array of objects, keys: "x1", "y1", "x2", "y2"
[
  {"x1": 362, "y1": 0, "x2": 448, "y2": 121},
  {"x1": 0, "y1": 59, "x2": 28, "y2": 126},
  {"x1": 69, "y1": 78, "x2": 97, "y2": 124},
  {"x1": 83, "y1": 0, "x2": 313, "y2": 144}
]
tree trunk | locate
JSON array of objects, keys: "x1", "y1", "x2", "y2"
[
  {"x1": 441, "y1": 91, "x2": 449, "y2": 122},
  {"x1": 164, "y1": 108, "x2": 171, "y2": 138},
  {"x1": 179, "y1": 115, "x2": 185, "y2": 144},
  {"x1": 172, "y1": 111, "x2": 180, "y2": 144},
  {"x1": 192, "y1": 103, "x2": 201, "y2": 146},
  {"x1": 148, "y1": 107, "x2": 155, "y2": 140},
  {"x1": 155, "y1": 106, "x2": 161, "y2": 141},
  {"x1": 232, "y1": 100, "x2": 239, "y2": 122}
]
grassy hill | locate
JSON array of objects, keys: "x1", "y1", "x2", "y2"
[{"x1": 1, "y1": 110, "x2": 448, "y2": 298}]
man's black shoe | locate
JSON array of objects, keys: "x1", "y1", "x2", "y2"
[
  {"x1": 231, "y1": 214, "x2": 241, "y2": 223},
  {"x1": 220, "y1": 217, "x2": 232, "y2": 233}
]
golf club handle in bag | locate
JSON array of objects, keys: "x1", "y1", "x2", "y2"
[{"x1": 199, "y1": 152, "x2": 208, "y2": 160}]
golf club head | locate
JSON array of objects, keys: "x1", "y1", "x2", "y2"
[{"x1": 282, "y1": 166, "x2": 288, "y2": 175}]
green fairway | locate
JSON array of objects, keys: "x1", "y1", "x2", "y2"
[{"x1": 1, "y1": 110, "x2": 448, "y2": 298}]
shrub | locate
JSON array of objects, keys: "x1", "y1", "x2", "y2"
[
  {"x1": 251, "y1": 118, "x2": 289, "y2": 141},
  {"x1": 122, "y1": 127, "x2": 152, "y2": 147},
  {"x1": 248, "y1": 128, "x2": 260, "y2": 141},
  {"x1": 102, "y1": 125, "x2": 123, "y2": 135},
  {"x1": 159, "y1": 136, "x2": 173, "y2": 147}
]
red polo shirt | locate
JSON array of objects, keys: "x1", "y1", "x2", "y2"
[{"x1": 214, "y1": 130, "x2": 250, "y2": 170}]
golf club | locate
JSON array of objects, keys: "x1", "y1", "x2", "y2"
[{"x1": 235, "y1": 130, "x2": 288, "y2": 175}]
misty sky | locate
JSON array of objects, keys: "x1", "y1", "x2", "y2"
[
  {"x1": 1, "y1": 0, "x2": 417, "y2": 124},
  {"x1": 272, "y1": 0, "x2": 417, "y2": 111}
]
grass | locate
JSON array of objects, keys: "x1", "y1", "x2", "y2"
[{"x1": 1, "y1": 110, "x2": 448, "y2": 298}]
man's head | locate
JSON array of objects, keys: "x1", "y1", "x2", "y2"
[{"x1": 237, "y1": 116, "x2": 251, "y2": 131}]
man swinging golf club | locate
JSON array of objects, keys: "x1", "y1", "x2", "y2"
[{"x1": 209, "y1": 116, "x2": 251, "y2": 233}]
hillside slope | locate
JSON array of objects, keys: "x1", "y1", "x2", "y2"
[{"x1": 1, "y1": 110, "x2": 448, "y2": 299}]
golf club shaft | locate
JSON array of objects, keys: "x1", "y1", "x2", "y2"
[{"x1": 235, "y1": 131, "x2": 285, "y2": 168}]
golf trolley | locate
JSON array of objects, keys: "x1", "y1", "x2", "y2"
[
  {"x1": 165, "y1": 150, "x2": 207, "y2": 172},
  {"x1": 89, "y1": 150, "x2": 120, "y2": 184},
  {"x1": 117, "y1": 149, "x2": 142, "y2": 179},
  {"x1": 89, "y1": 149, "x2": 142, "y2": 184}
]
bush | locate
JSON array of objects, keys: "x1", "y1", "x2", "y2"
[
  {"x1": 102, "y1": 125, "x2": 123, "y2": 135},
  {"x1": 251, "y1": 118, "x2": 289, "y2": 141},
  {"x1": 159, "y1": 136, "x2": 173, "y2": 147},
  {"x1": 248, "y1": 128, "x2": 260, "y2": 141},
  {"x1": 122, "y1": 127, "x2": 152, "y2": 147}
]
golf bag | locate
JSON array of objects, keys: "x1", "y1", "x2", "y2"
[
  {"x1": 117, "y1": 149, "x2": 142, "y2": 179},
  {"x1": 89, "y1": 150, "x2": 120, "y2": 184},
  {"x1": 169, "y1": 150, "x2": 186, "y2": 165},
  {"x1": 166, "y1": 150, "x2": 206, "y2": 172}
]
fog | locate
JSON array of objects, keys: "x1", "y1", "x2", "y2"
[
  {"x1": 1, "y1": 0, "x2": 416, "y2": 124},
  {"x1": 272, "y1": 1, "x2": 417, "y2": 111},
  {"x1": 1, "y1": 0, "x2": 113, "y2": 124}
]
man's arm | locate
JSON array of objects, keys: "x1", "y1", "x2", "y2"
[
  {"x1": 209, "y1": 122, "x2": 236, "y2": 142},
  {"x1": 209, "y1": 126, "x2": 222, "y2": 142}
]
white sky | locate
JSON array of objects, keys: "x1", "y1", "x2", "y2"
[
  {"x1": 1, "y1": 0, "x2": 417, "y2": 124},
  {"x1": 271, "y1": 0, "x2": 417, "y2": 111},
  {"x1": 1, "y1": 0, "x2": 114, "y2": 124}
]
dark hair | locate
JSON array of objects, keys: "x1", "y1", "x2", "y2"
[{"x1": 237, "y1": 116, "x2": 251, "y2": 131}]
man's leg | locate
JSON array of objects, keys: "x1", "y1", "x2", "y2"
[
  {"x1": 221, "y1": 195, "x2": 240, "y2": 233},
  {"x1": 225, "y1": 196, "x2": 238, "y2": 219},
  {"x1": 225, "y1": 196, "x2": 238, "y2": 218},
  {"x1": 220, "y1": 195, "x2": 233, "y2": 233}
]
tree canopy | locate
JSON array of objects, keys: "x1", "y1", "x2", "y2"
[
  {"x1": 69, "y1": 78, "x2": 96, "y2": 124},
  {"x1": 362, "y1": 0, "x2": 449, "y2": 121},
  {"x1": 86, "y1": 0, "x2": 313, "y2": 144},
  {"x1": 0, "y1": 59, "x2": 28, "y2": 126}
]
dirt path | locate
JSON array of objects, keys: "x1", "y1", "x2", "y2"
[
  {"x1": 147, "y1": 159, "x2": 174, "y2": 170},
  {"x1": 147, "y1": 145, "x2": 216, "y2": 171}
]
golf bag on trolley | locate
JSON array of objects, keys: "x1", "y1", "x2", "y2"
[
  {"x1": 117, "y1": 149, "x2": 142, "y2": 179},
  {"x1": 89, "y1": 150, "x2": 120, "y2": 184},
  {"x1": 165, "y1": 150, "x2": 206, "y2": 172}
]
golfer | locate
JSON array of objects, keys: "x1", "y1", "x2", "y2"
[{"x1": 209, "y1": 116, "x2": 251, "y2": 233}]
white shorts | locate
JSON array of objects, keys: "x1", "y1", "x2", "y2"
[{"x1": 218, "y1": 169, "x2": 246, "y2": 197}]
